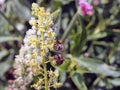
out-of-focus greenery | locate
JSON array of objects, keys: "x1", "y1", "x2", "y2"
[{"x1": 0, "y1": 0, "x2": 120, "y2": 90}]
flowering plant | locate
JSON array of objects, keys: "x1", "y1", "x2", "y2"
[
  {"x1": 0, "y1": 0, "x2": 120, "y2": 90},
  {"x1": 7, "y1": 3, "x2": 63, "y2": 90}
]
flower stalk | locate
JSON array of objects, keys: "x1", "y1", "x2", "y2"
[
  {"x1": 62, "y1": 11, "x2": 79, "y2": 42},
  {"x1": 44, "y1": 57, "x2": 48, "y2": 90},
  {"x1": 7, "y1": 3, "x2": 64, "y2": 90}
]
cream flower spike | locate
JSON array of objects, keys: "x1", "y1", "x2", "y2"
[{"x1": 7, "y1": 3, "x2": 63, "y2": 90}]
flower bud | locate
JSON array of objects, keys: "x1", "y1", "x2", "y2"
[
  {"x1": 54, "y1": 54, "x2": 64, "y2": 65},
  {"x1": 54, "y1": 40, "x2": 64, "y2": 51}
]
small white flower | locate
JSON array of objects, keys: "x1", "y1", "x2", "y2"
[
  {"x1": 48, "y1": 28, "x2": 53, "y2": 32},
  {"x1": 29, "y1": 45, "x2": 36, "y2": 49},
  {"x1": 30, "y1": 17, "x2": 35, "y2": 20},
  {"x1": 32, "y1": 26, "x2": 37, "y2": 30},
  {"x1": 32, "y1": 47, "x2": 39, "y2": 53},
  {"x1": 25, "y1": 54, "x2": 31, "y2": 60},
  {"x1": 23, "y1": 37, "x2": 30, "y2": 44},
  {"x1": 44, "y1": 33, "x2": 48, "y2": 38},
  {"x1": 36, "y1": 56, "x2": 42, "y2": 62},
  {"x1": 37, "y1": 31, "x2": 41, "y2": 35},
  {"x1": 26, "y1": 29, "x2": 36, "y2": 35},
  {"x1": 24, "y1": 45, "x2": 30, "y2": 50}
]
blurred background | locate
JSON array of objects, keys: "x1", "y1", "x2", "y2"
[{"x1": 0, "y1": 0, "x2": 120, "y2": 90}]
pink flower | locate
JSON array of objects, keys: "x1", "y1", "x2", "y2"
[
  {"x1": 93, "y1": 0, "x2": 100, "y2": 5},
  {"x1": 79, "y1": 0, "x2": 94, "y2": 15},
  {"x1": 0, "y1": 0, "x2": 5, "y2": 11},
  {"x1": 0, "y1": 0, "x2": 5, "y2": 3}
]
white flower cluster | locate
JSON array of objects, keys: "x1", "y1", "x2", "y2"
[
  {"x1": 9, "y1": 26, "x2": 39, "y2": 90},
  {"x1": 7, "y1": 3, "x2": 62, "y2": 90},
  {"x1": 8, "y1": 16, "x2": 56, "y2": 90}
]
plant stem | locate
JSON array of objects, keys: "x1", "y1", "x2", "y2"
[
  {"x1": 41, "y1": 30, "x2": 48, "y2": 90},
  {"x1": 61, "y1": 11, "x2": 79, "y2": 42},
  {"x1": 43, "y1": 57, "x2": 48, "y2": 90},
  {"x1": 90, "y1": 76, "x2": 103, "y2": 90}
]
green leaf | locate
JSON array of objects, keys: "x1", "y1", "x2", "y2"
[
  {"x1": 0, "y1": 50, "x2": 14, "y2": 78},
  {"x1": 55, "y1": 0, "x2": 74, "y2": 5},
  {"x1": 51, "y1": 9, "x2": 61, "y2": 22},
  {"x1": 12, "y1": 0, "x2": 31, "y2": 20},
  {"x1": 62, "y1": 12, "x2": 79, "y2": 42},
  {"x1": 0, "y1": 50, "x2": 9, "y2": 60},
  {"x1": 108, "y1": 78, "x2": 120, "y2": 86},
  {"x1": 74, "y1": 56, "x2": 120, "y2": 77},
  {"x1": 72, "y1": 16, "x2": 87, "y2": 55},
  {"x1": 87, "y1": 32, "x2": 108, "y2": 41},
  {"x1": 0, "y1": 36, "x2": 20, "y2": 43},
  {"x1": 76, "y1": 66, "x2": 89, "y2": 74},
  {"x1": 59, "y1": 71, "x2": 66, "y2": 83},
  {"x1": 0, "y1": 84, "x2": 5, "y2": 90},
  {"x1": 71, "y1": 72, "x2": 88, "y2": 90},
  {"x1": 58, "y1": 59, "x2": 71, "y2": 71},
  {"x1": 101, "y1": 0, "x2": 109, "y2": 4},
  {"x1": 0, "y1": 60, "x2": 12, "y2": 78}
]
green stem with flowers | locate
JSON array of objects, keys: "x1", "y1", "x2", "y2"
[{"x1": 41, "y1": 31, "x2": 48, "y2": 90}]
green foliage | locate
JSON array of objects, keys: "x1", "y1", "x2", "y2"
[
  {"x1": 0, "y1": 0, "x2": 120, "y2": 90},
  {"x1": 71, "y1": 72, "x2": 88, "y2": 90},
  {"x1": 75, "y1": 56, "x2": 120, "y2": 77},
  {"x1": 0, "y1": 59, "x2": 12, "y2": 78},
  {"x1": 0, "y1": 36, "x2": 21, "y2": 43}
]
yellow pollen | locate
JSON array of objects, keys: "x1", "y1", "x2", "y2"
[
  {"x1": 30, "y1": 36, "x2": 38, "y2": 46},
  {"x1": 32, "y1": 52, "x2": 38, "y2": 59}
]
